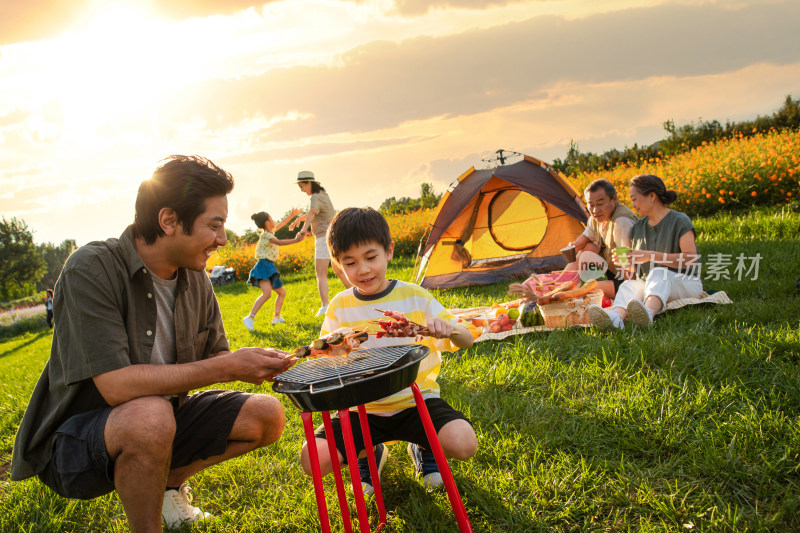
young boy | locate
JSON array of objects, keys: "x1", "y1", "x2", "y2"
[{"x1": 299, "y1": 207, "x2": 477, "y2": 496}]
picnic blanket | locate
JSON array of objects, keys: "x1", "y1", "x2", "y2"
[{"x1": 450, "y1": 291, "x2": 732, "y2": 342}]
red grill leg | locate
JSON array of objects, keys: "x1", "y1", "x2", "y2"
[
  {"x1": 323, "y1": 412, "x2": 355, "y2": 533},
  {"x1": 357, "y1": 405, "x2": 387, "y2": 531},
  {"x1": 411, "y1": 383, "x2": 473, "y2": 533},
  {"x1": 305, "y1": 390, "x2": 471, "y2": 532},
  {"x1": 302, "y1": 412, "x2": 332, "y2": 533},
  {"x1": 339, "y1": 408, "x2": 372, "y2": 533}
]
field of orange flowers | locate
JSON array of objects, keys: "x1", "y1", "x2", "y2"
[
  {"x1": 571, "y1": 128, "x2": 800, "y2": 216},
  {"x1": 209, "y1": 128, "x2": 799, "y2": 280},
  {"x1": 207, "y1": 208, "x2": 434, "y2": 280}
]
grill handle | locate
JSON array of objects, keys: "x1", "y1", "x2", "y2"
[{"x1": 309, "y1": 379, "x2": 345, "y2": 395}]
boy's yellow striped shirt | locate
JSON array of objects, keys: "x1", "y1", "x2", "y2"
[{"x1": 320, "y1": 280, "x2": 474, "y2": 415}]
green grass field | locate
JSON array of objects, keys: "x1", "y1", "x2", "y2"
[{"x1": 1, "y1": 207, "x2": 799, "y2": 532}]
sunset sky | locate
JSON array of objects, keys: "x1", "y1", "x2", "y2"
[{"x1": 1, "y1": 0, "x2": 798, "y2": 246}]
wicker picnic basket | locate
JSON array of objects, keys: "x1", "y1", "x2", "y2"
[{"x1": 538, "y1": 289, "x2": 604, "y2": 329}]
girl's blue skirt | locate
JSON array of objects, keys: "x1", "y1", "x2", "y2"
[{"x1": 247, "y1": 259, "x2": 284, "y2": 289}]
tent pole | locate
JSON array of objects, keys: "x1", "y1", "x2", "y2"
[{"x1": 410, "y1": 221, "x2": 432, "y2": 283}]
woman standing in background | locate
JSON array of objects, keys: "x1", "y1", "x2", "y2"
[{"x1": 291, "y1": 171, "x2": 352, "y2": 316}]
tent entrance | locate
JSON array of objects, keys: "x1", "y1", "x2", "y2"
[
  {"x1": 462, "y1": 187, "x2": 548, "y2": 269},
  {"x1": 487, "y1": 188, "x2": 547, "y2": 251}
]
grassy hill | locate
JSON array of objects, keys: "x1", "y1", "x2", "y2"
[{"x1": 1, "y1": 206, "x2": 799, "y2": 531}]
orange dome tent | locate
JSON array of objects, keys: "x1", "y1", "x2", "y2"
[{"x1": 413, "y1": 155, "x2": 588, "y2": 289}]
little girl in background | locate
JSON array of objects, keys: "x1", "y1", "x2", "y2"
[{"x1": 243, "y1": 209, "x2": 305, "y2": 331}]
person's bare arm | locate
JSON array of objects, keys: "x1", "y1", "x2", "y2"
[
  {"x1": 92, "y1": 348, "x2": 294, "y2": 406},
  {"x1": 288, "y1": 213, "x2": 307, "y2": 230},
  {"x1": 275, "y1": 207, "x2": 304, "y2": 232},
  {"x1": 300, "y1": 207, "x2": 317, "y2": 235},
  {"x1": 269, "y1": 233, "x2": 305, "y2": 246},
  {"x1": 426, "y1": 317, "x2": 474, "y2": 349},
  {"x1": 571, "y1": 234, "x2": 592, "y2": 252}
]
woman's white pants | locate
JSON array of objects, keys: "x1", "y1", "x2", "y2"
[{"x1": 613, "y1": 267, "x2": 703, "y2": 314}]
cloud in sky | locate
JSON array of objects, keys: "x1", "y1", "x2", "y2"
[
  {"x1": 0, "y1": 0, "x2": 798, "y2": 245},
  {"x1": 0, "y1": 0, "x2": 275, "y2": 45},
  {"x1": 160, "y1": 0, "x2": 800, "y2": 138}
]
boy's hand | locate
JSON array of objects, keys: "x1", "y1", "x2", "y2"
[
  {"x1": 426, "y1": 317, "x2": 454, "y2": 339},
  {"x1": 427, "y1": 317, "x2": 474, "y2": 349}
]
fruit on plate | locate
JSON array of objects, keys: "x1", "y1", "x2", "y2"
[
  {"x1": 489, "y1": 312, "x2": 516, "y2": 332},
  {"x1": 507, "y1": 308, "x2": 520, "y2": 320}
]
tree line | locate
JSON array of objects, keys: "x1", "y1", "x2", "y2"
[
  {"x1": 551, "y1": 94, "x2": 800, "y2": 175},
  {"x1": 0, "y1": 217, "x2": 75, "y2": 303}
]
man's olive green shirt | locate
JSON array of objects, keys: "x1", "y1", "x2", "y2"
[{"x1": 11, "y1": 226, "x2": 229, "y2": 480}]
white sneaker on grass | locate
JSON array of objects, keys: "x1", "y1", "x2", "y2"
[
  {"x1": 588, "y1": 305, "x2": 624, "y2": 330},
  {"x1": 272, "y1": 316, "x2": 286, "y2": 325},
  {"x1": 162, "y1": 484, "x2": 213, "y2": 529},
  {"x1": 627, "y1": 298, "x2": 654, "y2": 327},
  {"x1": 242, "y1": 315, "x2": 255, "y2": 332},
  {"x1": 315, "y1": 304, "x2": 328, "y2": 317}
]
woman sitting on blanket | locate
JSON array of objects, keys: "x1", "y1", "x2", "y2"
[{"x1": 588, "y1": 174, "x2": 703, "y2": 330}]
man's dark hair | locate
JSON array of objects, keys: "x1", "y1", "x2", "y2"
[
  {"x1": 134, "y1": 155, "x2": 234, "y2": 244},
  {"x1": 585, "y1": 179, "x2": 617, "y2": 200},
  {"x1": 327, "y1": 207, "x2": 392, "y2": 261}
]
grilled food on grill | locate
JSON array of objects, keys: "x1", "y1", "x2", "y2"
[
  {"x1": 294, "y1": 328, "x2": 370, "y2": 358},
  {"x1": 369, "y1": 309, "x2": 429, "y2": 338}
]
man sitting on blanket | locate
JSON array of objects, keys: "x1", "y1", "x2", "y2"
[{"x1": 564, "y1": 179, "x2": 637, "y2": 299}]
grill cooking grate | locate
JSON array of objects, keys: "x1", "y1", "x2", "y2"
[{"x1": 276, "y1": 345, "x2": 418, "y2": 386}]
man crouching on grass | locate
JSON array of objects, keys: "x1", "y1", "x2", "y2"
[{"x1": 10, "y1": 155, "x2": 295, "y2": 532}]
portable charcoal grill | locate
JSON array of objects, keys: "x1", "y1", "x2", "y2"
[
  {"x1": 273, "y1": 344, "x2": 430, "y2": 412},
  {"x1": 279, "y1": 343, "x2": 474, "y2": 533}
]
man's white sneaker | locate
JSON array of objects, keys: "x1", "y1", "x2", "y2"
[
  {"x1": 315, "y1": 305, "x2": 328, "y2": 317},
  {"x1": 242, "y1": 315, "x2": 255, "y2": 332},
  {"x1": 162, "y1": 484, "x2": 213, "y2": 529},
  {"x1": 627, "y1": 298, "x2": 654, "y2": 328}
]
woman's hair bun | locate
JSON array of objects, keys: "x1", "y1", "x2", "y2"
[{"x1": 661, "y1": 190, "x2": 678, "y2": 205}]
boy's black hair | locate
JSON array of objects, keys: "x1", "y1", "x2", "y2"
[
  {"x1": 327, "y1": 207, "x2": 392, "y2": 261},
  {"x1": 134, "y1": 155, "x2": 234, "y2": 244}
]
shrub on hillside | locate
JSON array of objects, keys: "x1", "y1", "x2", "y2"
[
  {"x1": 208, "y1": 237, "x2": 315, "y2": 279},
  {"x1": 389, "y1": 209, "x2": 433, "y2": 257},
  {"x1": 572, "y1": 128, "x2": 800, "y2": 217}
]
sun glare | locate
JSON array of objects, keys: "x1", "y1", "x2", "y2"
[{"x1": 48, "y1": 2, "x2": 199, "y2": 143}]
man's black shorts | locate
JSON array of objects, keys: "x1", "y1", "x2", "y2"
[
  {"x1": 312, "y1": 397, "x2": 471, "y2": 461},
  {"x1": 38, "y1": 389, "x2": 249, "y2": 500}
]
